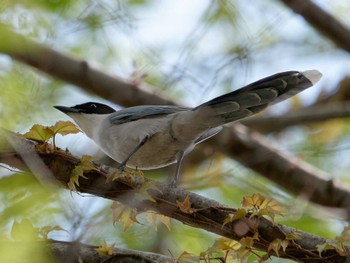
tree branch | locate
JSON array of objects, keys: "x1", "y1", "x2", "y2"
[
  {"x1": 281, "y1": 0, "x2": 350, "y2": 53},
  {"x1": 241, "y1": 102, "x2": 350, "y2": 133},
  {"x1": 0, "y1": 23, "x2": 175, "y2": 107},
  {"x1": 213, "y1": 124, "x2": 350, "y2": 210},
  {"x1": 1, "y1": 24, "x2": 349, "y2": 209},
  {"x1": 0, "y1": 131, "x2": 348, "y2": 262}
]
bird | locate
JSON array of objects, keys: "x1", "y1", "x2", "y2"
[{"x1": 55, "y1": 70, "x2": 322, "y2": 187}]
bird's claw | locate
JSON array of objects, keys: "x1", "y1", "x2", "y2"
[{"x1": 118, "y1": 163, "x2": 126, "y2": 172}]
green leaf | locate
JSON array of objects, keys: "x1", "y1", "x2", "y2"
[{"x1": 11, "y1": 219, "x2": 40, "y2": 241}]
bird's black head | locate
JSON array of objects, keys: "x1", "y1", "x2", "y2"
[
  {"x1": 55, "y1": 102, "x2": 116, "y2": 114},
  {"x1": 71, "y1": 102, "x2": 116, "y2": 114}
]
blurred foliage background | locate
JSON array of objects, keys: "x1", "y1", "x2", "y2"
[{"x1": 1, "y1": 0, "x2": 350, "y2": 262}]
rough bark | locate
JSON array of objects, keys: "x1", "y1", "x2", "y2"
[
  {"x1": 0, "y1": 131, "x2": 348, "y2": 262},
  {"x1": 212, "y1": 124, "x2": 350, "y2": 211}
]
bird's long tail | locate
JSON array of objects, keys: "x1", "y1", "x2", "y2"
[{"x1": 193, "y1": 70, "x2": 322, "y2": 127}]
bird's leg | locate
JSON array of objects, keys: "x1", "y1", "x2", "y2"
[
  {"x1": 118, "y1": 136, "x2": 149, "y2": 171},
  {"x1": 170, "y1": 151, "x2": 185, "y2": 187}
]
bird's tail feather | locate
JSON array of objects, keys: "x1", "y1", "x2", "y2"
[{"x1": 194, "y1": 70, "x2": 322, "y2": 127}]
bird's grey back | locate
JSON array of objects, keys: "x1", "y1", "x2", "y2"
[
  {"x1": 109, "y1": 70, "x2": 321, "y2": 137},
  {"x1": 109, "y1": 105, "x2": 190, "y2": 125}
]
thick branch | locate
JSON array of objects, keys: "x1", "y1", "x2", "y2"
[
  {"x1": 0, "y1": 132, "x2": 348, "y2": 262},
  {"x1": 281, "y1": 0, "x2": 350, "y2": 53},
  {"x1": 213, "y1": 124, "x2": 350, "y2": 210},
  {"x1": 0, "y1": 23, "x2": 175, "y2": 107},
  {"x1": 242, "y1": 102, "x2": 350, "y2": 133}
]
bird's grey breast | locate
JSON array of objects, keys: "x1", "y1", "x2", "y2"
[{"x1": 95, "y1": 105, "x2": 193, "y2": 169}]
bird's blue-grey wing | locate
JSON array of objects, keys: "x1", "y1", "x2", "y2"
[{"x1": 109, "y1": 105, "x2": 191, "y2": 125}]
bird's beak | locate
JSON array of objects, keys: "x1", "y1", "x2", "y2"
[{"x1": 54, "y1": 105, "x2": 80, "y2": 113}]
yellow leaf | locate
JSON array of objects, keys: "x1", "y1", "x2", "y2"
[
  {"x1": 268, "y1": 239, "x2": 289, "y2": 257},
  {"x1": 252, "y1": 231, "x2": 259, "y2": 241},
  {"x1": 50, "y1": 120, "x2": 81, "y2": 136},
  {"x1": 316, "y1": 226, "x2": 350, "y2": 257},
  {"x1": 177, "y1": 251, "x2": 199, "y2": 263},
  {"x1": 223, "y1": 214, "x2": 234, "y2": 226},
  {"x1": 316, "y1": 243, "x2": 336, "y2": 257},
  {"x1": 242, "y1": 193, "x2": 265, "y2": 209},
  {"x1": 223, "y1": 208, "x2": 247, "y2": 226},
  {"x1": 280, "y1": 239, "x2": 289, "y2": 252},
  {"x1": 233, "y1": 208, "x2": 247, "y2": 220},
  {"x1": 337, "y1": 226, "x2": 350, "y2": 244},
  {"x1": 212, "y1": 237, "x2": 241, "y2": 252},
  {"x1": 268, "y1": 238, "x2": 282, "y2": 256},
  {"x1": 134, "y1": 181, "x2": 161, "y2": 203},
  {"x1": 235, "y1": 246, "x2": 251, "y2": 261},
  {"x1": 146, "y1": 212, "x2": 171, "y2": 231},
  {"x1": 68, "y1": 166, "x2": 87, "y2": 191},
  {"x1": 242, "y1": 193, "x2": 285, "y2": 221},
  {"x1": 158, "y1": 215, "x2": 171, "y2": 231},
  {"x1": 146, "y1": 212, "x2": 158, "y2": 230},
  {"x1": 68, "y1": 155, "x2": 95, "y2": 191},
  {"x1": 176, "y1": 195, "x2": 194, "y2": 214},
  {"x1": 23, "y1": 124, "x2": 54, "y2": 142},
  {"x1": 95, "y1": 240, "x2": 115, "y2": 255},
  {"x1": 111, "y1": 201, "x2": 140, "y2": 231},
  {"x1": 257, "y1": 198, "x2": 286, "y2": 222},
  {"x1": 239, "y1": 236, "x2": 254, "y2": 249},
  {"x1": 39, "y1": 225, "x2": 67, "y2": 240},
  {"x1": 105, "y1": 170, "x2": 123, "y2": 183},
  {"x1": 286, "y1": 231, "x2": 302, "y2": 240},
  {"x1": 80, "y1": 155, "x2": 96, "y2": 171}
]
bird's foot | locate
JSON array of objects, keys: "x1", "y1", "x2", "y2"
[
  {"x1": 118, "y1": 163, "x2": 126, "y2": 172},
  {"x1": 169, "y1": 178, "x2": 177, "y2": 188}
]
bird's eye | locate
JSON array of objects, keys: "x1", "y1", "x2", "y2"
[{"x1": 89, "y1": 104, "x2": 97, "y2": 109}]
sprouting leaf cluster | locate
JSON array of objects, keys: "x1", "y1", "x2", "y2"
[
  {"x1": 110, "y1": 201, "x2": 171, "y2": 232},
  {"x1": 223, "y1": 193, "x2": 286, "y2": 226},
  {"x1": 317, "y1": 226, "x2": 350, "y2": 256},
  {"x1": 23, "y1": 121, "x2": 80, "y2": 147}
]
